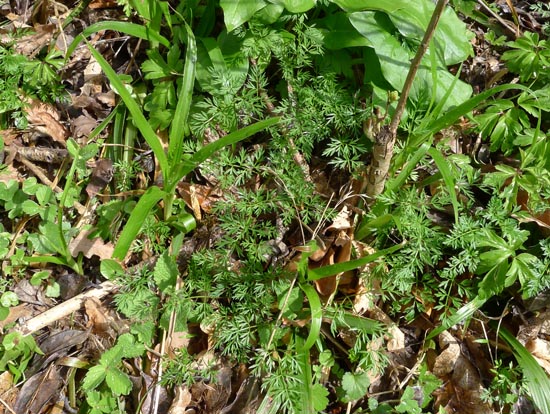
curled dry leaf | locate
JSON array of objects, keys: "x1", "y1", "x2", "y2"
[
  {"x1": 85, "y1": 158, "x2": 114, "y2": 198},
  {"x1": 13, "y1": 24, "x2": 55, "y2": 57},
  {"x1": 525, "y1": 337, "x2": 550, "y2": 374},
  {"x1": 72, "y1": 114, "x2": 98, "y2": 138},
  {"x1": 433, "y1": 330, "x2": 460, "y2": 376},
  {"x1": 168, "y1": 385, "x2": 192, "y2": 414},
  {"x1": 432, "y1": 331, "x2": 492, "y2": 414},
  {"x1": 14, "y1": 366, "x2": 62, "y2": 414},
  {"x1": 0, "y1": 371, "x2": 17, "y2": 410},
  {"x1": 84, "y1": 297, "x2": 114, "y2": 336},
  {"x1": 26, "y1": 99, "x2": 68, "y2": 146}
]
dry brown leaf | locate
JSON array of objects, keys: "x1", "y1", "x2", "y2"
[
  {"x1": 89, "y1": 0, "x2": 120, "y2": 9},
  {"x1": 13, "y1": 24, "x2": 55, "y2": 57},
  {"x1": 312, "y1": 247, "x2": 336, "y2": 296},
  {"x1": 14, "y1": 366, "x2": 62, "y2": 414},
  {"x1": 0, "y1": 128, "x2": 20, "y2": 146},
  {"x1": 84, "y1": 297, "x2": 113, "y2": 335},
  {"x1": 325, "y1": 206, "x2": 352, "y2": 232},
  {"x1": 168, "y1": 385, "x2": 192, "y2": 414},
  {"x1": 96, "y1": 91, "x2": 117, "y2": 107},
  {"x1": 0, "y1": 371, "x2": 17, "y2": 413},
  {"x1": 367, "y1": 305, "x2": 405, "y2": 352},
  {"x1": 168, "y1": 331, "x2": 191, "y2": 354},
  {"x1": 26, "y1": 99, "x2": 68, "y2": 145},
  {"x1": 433, "y1": 331, "x2": 460, "y2": 376},
  {"x1": 0, "y1": 304, "x2": 33, "y2": 331},
  {"x1": 69, "y1": 229, "x2": 114, "y2": 259},
  {"x1": 177, "y1": 182, "x2": 222, "y2": 216},
  {"x1": 82, "y1": 55, "x2": 103, "y2": 96},
  {"x1": 0, "y1": 164, "x2": 21, "y2": 184},
  {"x1": 525, "y1": 337, "x2": 550, "y2": 375},
  {"x1": 86, "y1": 158, "x2": 114, "y2": 198},
  {"x1": 72, "y1": 114, "x2": 99, "y2": 138}
]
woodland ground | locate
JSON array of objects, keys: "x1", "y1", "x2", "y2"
[{"x1": 1, "y1": 1, "x2": 550, "y2": 414}]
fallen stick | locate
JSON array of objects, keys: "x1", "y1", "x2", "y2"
[{"x1": 15, "y1": 281, "x2": 117, "y2": 336}]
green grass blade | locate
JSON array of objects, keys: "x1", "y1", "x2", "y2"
[
  {"x1": 172, "y1": 117, "x2": 281, "y2": 183},
  {"x1": 298, "y1": 283, "x2": 323, "y2": 353},
  {"x1": 386, "y1": 141, "x2": 432, "y2": 193},
  {"x1": 355, "y1": 213, "x2": 394, "y2": 241},
  {"x1": 112, "y1": 186, "x2": 166, "y2": 260},
  {"x1": 86, "y1": 42, "x2": 169, "y2": 179},
  {"x1": 66, "y1": 21, "x2": 170, "y2": 60},
  {"x1": 168, "y1": 23, "x2": 196, "y2": 173},
  {"x1": 295, "y1": 336, "x2": 327, "y2": 414},
  {"x1": 426, "y1": 296, "x2": 486, "y2": 340},
  {"x1": 427, "y1": 147, "x2": 459, "y2": 224},
  {"x1": 495, "y1": 325, "x2": 550, "y2": 414},
  {"x1": 308, "y1": 242, "x2": 405, "y2": 280}
]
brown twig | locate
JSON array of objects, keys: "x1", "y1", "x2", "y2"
[
  {"x1": 14, "y1": 281, "x2": 117, "y2": 336},
  {"x1": 366, "y1": 0, "x2": 449, "y2": 200}
]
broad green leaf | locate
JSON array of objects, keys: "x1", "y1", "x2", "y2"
[
  {"x1": 508, "y1": 253, "x2": 540, "y2": 297},
  {"x1": 220, "y1": 0, "x2": 267, "y2": 32},
  {"x1": 105, "y1": 367, "x2": 133, "y2": 396},
  {"x1": 396, "y1": 386, "x2": 421, "y2": 413},
  {"x1": 330, "y1": 0, "x2": 403, "y2": 12},
  {"x1": 320, "y1": 12, "x2": 372, "y2": 49},
  {"x1": 278, "y1": 286, "x2": 303, "y2": 317},
  {"x1": 45, "y1": 282, "x2": 60, "y2": 298},
  {"x1": 341, "y1": 371, "x2": 370, "y2": 402},
  {"x1": 331, "y1": 0, "x2": 473, "y2": 63},
  {"x1": 269, "y1": 0, "x2": 315, "y2": 13},
  {"x1": 142, "y1": 49, "x2": 172, "y2": 79},
  {"x1": 113, "y1": 186, "x2": 166, "y2": 260},
  {"x1": 38, "y1": 221, "x2": 67, "y2": 256},
  {"x1": 311, "y1": 383, "x2": 329, "y2": 411},
  {"x1": 384, "y1": 1, "x2": 473, "y2": 64},
  {"x1": 100, "y1": 259, "x2": 124, "y2": 280},
  {"x1": 154, "y1": 250, "x2": 178, "y2": 292},
  {"x1": 496, "y1": 326, "x2": 550, "y2": 414},
  {"x1": 349, "y1": 12, "x2": 472, "y2": 110},
  {"x1": 0, "y1": 306, "x2": 8, "y2": 321},
  {"x1": 0, "y1": 292, "x2": 18, "y2": 307}
]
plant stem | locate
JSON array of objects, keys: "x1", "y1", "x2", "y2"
[{"x1": 366, "y1": 0, "x2": 449, "y2": 200}]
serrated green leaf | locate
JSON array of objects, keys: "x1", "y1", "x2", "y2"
[
  {"x1": 82, "y1": 365, "x2": 107, "y2": 391},
  {"x1": 105, "y1": 367, "x2": 132, "y2": 396},
  {"x1": 311, "y1": 383, "x2": 329, "y2": 411},
  {"x1": 396, "y1": 386, "x2": 421, "y2": 413},
  {"x1": 154, "y1": 250, "x2": 178, "y2": 292}
]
